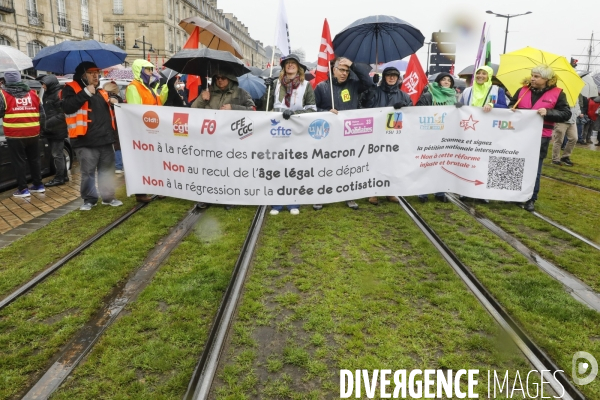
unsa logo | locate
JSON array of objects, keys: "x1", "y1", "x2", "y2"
[{"x1": 143, "y1": 111, "x2": 160, "y2": 129}]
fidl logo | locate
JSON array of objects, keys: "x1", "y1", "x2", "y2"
[
  {"x1": 173, "y1": 113, "x2": 189, "y2": 137},
  {"x1": 386, "y1": 112, "x2": 403, "y2": 130},
  {"x1": 492, "y1": 120, "x2": 515, "y2": 130},
  {"x1": 308, "y1": 119, "x2": 330, "y2": 140}
]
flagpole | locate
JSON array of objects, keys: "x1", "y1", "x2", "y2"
[
  {"x1": 329, "y1": 63, "x2": 335, "y2": 110},
  {"x1": 265, "y1": 51, "x2": 276, "y2": 112}
]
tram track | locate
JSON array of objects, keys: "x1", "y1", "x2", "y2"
[
  {"x1": 541, "y1": 174, "x2": 600, "y2": 194},
  {"x1": 397, "y1": 196, "x2": 585, "y2": 400},
  {"x1": 545, "y1": 163, "x2": 600, "y2": 181}
]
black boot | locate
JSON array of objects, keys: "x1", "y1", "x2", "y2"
[
  {"x1": 45, "y1": 179, "x2": 65, "y2": 187},
  {"x1": 524, "y1": 199, "x2": 535, "y2": 212}
]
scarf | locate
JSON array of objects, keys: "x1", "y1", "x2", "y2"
[
  {"x1": 4, "y1": 81, "x2": 31, "y2": 92},
  {"x1": 471, "y1": 66, "x2": 493, "y2": 106},
  {"x1": 281, "y1": 75, "x2": 301, "y2": 108},
  {"x1": 428, "y1": 82, "x2": 456, "y2": 105}
]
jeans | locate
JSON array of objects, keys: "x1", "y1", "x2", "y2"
[
  {"x1": 73, "y1": 145, "x2": 116, "y2": 204},
  {"x1": 115, "y1": 149, "x2": 123, "y2": 170},
  {"x1": 272, "y1": 205, "x2": 299, "y2": 211},
  {"x1": 577, "y1": 123, "x2": 584, "y2": 142},
  {"x1": 582, "y1": 121, "x2": 594, "y2": 141},
  {"x1": 418, "y1": 193, "x2": 444, "y2": 199},
  {"x1": 48, "y1": 138, "x2": 67, "y2": 181},
  {"x1": 6, "y1": 136, "x2": 42, "y2": 191}
]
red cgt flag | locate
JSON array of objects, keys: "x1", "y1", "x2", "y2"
[
  {"x1": 312, "y1": 18, "x2": 335, "y2": 89},
  {"x1": 184, "y1": 27, "x2": 202, "y2": 103},
  {"x1": 401, "y1": 54, "x2": 428, "y2": 105}
]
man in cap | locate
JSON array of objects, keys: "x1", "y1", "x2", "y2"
[
  {"x1": 0, "y1": 69, "x2": 45, "y2": 197},
  {"x1": 61, "y1": 61, "x2": 122, "y2": 210}
]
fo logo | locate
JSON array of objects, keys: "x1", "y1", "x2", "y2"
[
  {"x1": 173, "y1": 113, "x2": 189, "y2": 136},
  {"x1": 143, "y1": 111, "x2": 160, "y2": 129},
  {"x1": 308, "y1": 119, "x2": 330, "y2": 140}
]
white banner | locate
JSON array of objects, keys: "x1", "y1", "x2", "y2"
[{"x1": 115, "y1": 105, "x2": 542, "y2": 205}]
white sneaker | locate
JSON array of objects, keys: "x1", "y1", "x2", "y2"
[
  {"x1": 346, "y1": 200, "x2": 359, "y2": 210},
  {"x1": 289, "y1": 208, "x2": 300, "y2": 215},
  {"x1": 80, "y1": 202, "x2": 96, "y2": 211},
  {"x1": 269, "y1": 209, "x2": 280, "y2": 215},
  {"x1": 115, "y1": 169, "x2": 124, "y2": 174},
  {"x1": 102, "y1": 199, "x2": 123, "y2": 207}
]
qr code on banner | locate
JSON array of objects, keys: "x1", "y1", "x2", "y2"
[{"x1": 487, "y1": 156, "x2": 525, "y2": 191}]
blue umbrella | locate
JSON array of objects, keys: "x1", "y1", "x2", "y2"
[
  {"x1": 332, "y1": 15, "x2": 424, "y2": 64},
  {"x1": 32, "y1": 40, "x2": 127, "y2": 74},
  {"x1": 378, "y1": 59, "x2": 408, "y2": 72},
  {"x1": 237, "y1": 73, "x2": 266, "y2": 99}
]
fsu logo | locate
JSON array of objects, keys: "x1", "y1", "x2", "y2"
[
  {"x1": 173, "y1": 113, "x2": 189, "y2": 136},
  {"x1": 143, "y1": 111, "x2": 160, "y2": 129}
]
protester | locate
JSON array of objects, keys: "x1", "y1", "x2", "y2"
[
  {"x1": 163, "y1": 74, "x2": 185, "y2": 107},
  {"x1": 126, "y1": 59, "x2": 168, "y2": 202},
  {"x1": 38, "y1": 74, "x2": 69, "y2": 186},
  {"x1": 263, "y1": 53, "x2": 317, "y2": 215},
  {"x1": 460, "y1": 66, "x2": 508, "y2": 109},
  {"x1": 551, "y1": 100, "x2": 580, "y2": 166},
  {"x1": 192, "y1": 68, "x2": 255, "y2": 209},
  {"x1": 0, "y1": 69, "x2": 45, "y2": 197},
  {"x1": 416, "y1": 73, "x2": 458, "y2": 203},
  {"x1": 103, "y1": 81, "x2": 124, "y2": 173},
  {"x1": 585, "y1": 93, "x2": 600, "y2": 145},
  {"x1": 362, "y1": 66, "x2": 410, "y2": 205},
  {"x1": 509, "y1": 65, "x2": 571, "y2": 212},
  {"x1": 314, "y1": 57, "x2": 373, "y2": 210},
  {"x1": 61, "y1": 61, "x2": 123, "y2": 210}
]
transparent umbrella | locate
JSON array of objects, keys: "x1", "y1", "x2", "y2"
[{"x1": 0, "y1": 45, "x2": 33, "y2": 72}]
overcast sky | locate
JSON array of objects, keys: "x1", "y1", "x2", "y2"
[{"x1": 218, "y1": 0, "x2": 598, "y2": 72}]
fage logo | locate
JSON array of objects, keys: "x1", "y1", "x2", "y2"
[
  {"x1": 143, "y1": 111, "x2": 160, "y2": 130},
  {"x1": 308, "y1": 119, "x2": 330, "y2": 140},
  {"x1": 173, "y1": 113, "x2": 188, "y2": 136},
  {"x1": 270, "y1": 119, "x2": 292, "y2": 138}
]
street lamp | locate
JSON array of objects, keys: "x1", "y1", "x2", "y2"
[
  {"x1": 486, "y1": 10, "x2": 532, "y2": 54},
  {"x1": 132, "y1": 36, "x2": 155, "y2": 60}
]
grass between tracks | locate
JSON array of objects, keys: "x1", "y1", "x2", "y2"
[
  {"x1": 53, "y1": 206, "x2": 256, "y2": 399},
  {"x1": 211, "y1": 201, "x2": 538, "y2": 399},
  {"x1": 0, "y1": 186, "x2": 137, "y2": 298},
  {"x1": 543, "y1": 144, "x2": 600, "y2": 190},
  {"x1": 0, "y1": 198, "x2": 193, "y2": 399},
  {"x1": 407, "y1": 198, "x2": 600, "y2": 399}
]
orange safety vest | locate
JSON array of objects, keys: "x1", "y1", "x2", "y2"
[
  {"x1": 0, "y1": 89, "x2": 40, "y2": 138},
  {"x1": 129, "y1": 80, "x2": 162, "y2": 106},
  {"x1": 62, "y1": 81, "x2": 116, "y2": 138}
]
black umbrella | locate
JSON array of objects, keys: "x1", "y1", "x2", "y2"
[
  {"x1": 160, "y1": 67, "x2": 179, "y2": 81},
  {"x1": 248, "y1": 66, "x2": 262, "y2": 76},
  {"x1": 164, "y1": 48, "x2": 250, "y2": 77},
  {"x1": 332, "y1": 15, "x2": 424, "y2": 64},
  {"x1": 457, "y1": 63, "x2": 500, "y2": 77}
]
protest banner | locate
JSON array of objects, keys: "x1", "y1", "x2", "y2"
[{"x1": 115, "y1": 105, "x2": 542, "y2": 205}]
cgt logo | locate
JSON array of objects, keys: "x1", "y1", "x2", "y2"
[
  {"x1": 173, "y1": 113, "x2": 188, "y2": 136},
  {"x1": 492, "y1": 120, "x2": 515, "y2": 130},
  {"x1": 16, "y1": 96, "x2": 33, "y2": 107},
  {"x1": 308, "y1": 119, "x2": 330, "y2": 140},
  {"x1": 231, "y1": 117, "x2": 253, "y2": 140},
  {"x1": 270, "y1": 119, "x2": 292, "y2": 138},
  {"x1": 201, "y1": 119, "x2": 216, "y2": 134},
  {"x1": 143, "y1": 111, "x2": 160, "y2": 130}
]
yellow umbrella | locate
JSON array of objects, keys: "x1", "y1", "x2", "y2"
[{"x1": 497, "y1": 47, "x2": 584, "y2": 106}]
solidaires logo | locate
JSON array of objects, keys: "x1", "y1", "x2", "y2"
[
  {"x1": 308, "y1": 119, "x2": 330, "y2": 140},
  {"x1": 143, "y1": 111, "x2": 160, "y2": 129}
]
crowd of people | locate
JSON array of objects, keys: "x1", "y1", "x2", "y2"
[{"x1": 2, "y1": 54, "x2": 597, "y2": 214}]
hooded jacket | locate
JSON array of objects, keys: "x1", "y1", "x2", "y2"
[
  {"x1": 61, "y1": 62, "x2": 115, "y2": 148},
  {"x1": 190, "y1": 72, "x2": 255, "y2": 110},
  {"x1": 38, "y1": 75, "x2": 67, "y2": 140},
  {"x1": 314, "y1": 62, "x2": 373, "y2": 111},
  {"x1": 460, "y1": 65, "x2": 508, "y2": 108},
  {"x1": 417, "y1": 73, "x2": 457, "y2": 106},
  {"x1": 363, "y1": 67, "x2": 412, "y2": 109},
  {"x1": 126, "y1": 59, "x2": 168, "y2": 105}
]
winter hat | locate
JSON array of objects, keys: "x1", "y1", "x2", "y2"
[
  {"x1": 434, "y1": 72, "x2": 455, "y2": 88},
  {"x1": 4, "y1": 69, "x2": 21, "y2": 84},
  {"x1": 280, "y1": 54, "x2": 307, "y2": 72},
  {"x1": 382, "y1": 67, "x2": 401, "y2": 78}
]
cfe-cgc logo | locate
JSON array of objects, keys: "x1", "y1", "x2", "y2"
[
  {"x1": 344, "y1": 117, "x2": 373, "y2": 136},
  {"x1": 419, "y1": 113, "x2": 446, "y2": 130},
  {"x1": 492, "y1": 120, "x2": 515, "y2": 130},
  {"x1": 270, "y1": 119, "x2": 292, "y2": 138},
  {"x1": 385, "y1": 112, "x2": 403, "y2": 134},
  {"x1": 308, "y1": 119, "x2": 330, "y2": 140},
  {"x1": 172, "y1": 113, "x2": 189, "y2": 137},
  {"x1": 231, "y1": 117, "x2": 253, "y2": 140},
  {"x1": 143, "y1": 111, "x2": 160, "y2": 131}
]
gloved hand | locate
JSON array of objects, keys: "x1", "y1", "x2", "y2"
[
  {"x1": 372, "y1": 74, "x2": 380, "y2": 84},
  {"x1": 455, "y1": 102, "x2": 463, "y2": 108},
  {"x1": 393, "y1": 102, "x2": 403, "y2": 109},
  {"x1": 264, "y1": 77, "x2": 274, "y2": 88},
  {"x1": 282, "y1": 109, "x2": 294, "y2": 120}
]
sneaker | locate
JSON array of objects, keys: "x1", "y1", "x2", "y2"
[
  {"x1": 115, "y1": 169, "x2": 124, "y2": 174},
  {"x1": 45, "y1": 179, "x2": 65, "y2": 187},
  {"x1": 435, "y1": 194, "x2": 448, "y2": 203},
  {"x1": 289, "y1": 208, "x2": 300, "y2": 215},
  {"x1": 418, "y1": 196, "x2": 428, "y2": 203},
  {"x1": 387, "y1": 196, "x2": 399, "y2": 203},
  {"x1": 135, "y1": 194, "x2": 153, "y2": 203},
  {"x1": 524, "y1": 199, "x2": 535, "y2": 212},
  {"x1": 102, "y1": 199, "x2": 123, "y2": 207},
  {"x1": 198, "y1": 202, "x2": 209, "y2": 209},
  {"x1": 270, "y1": 209, "x2": 280, "y2": 215},
  {"x1": 560, "y1": 157, "x2": 574, "y2": 167},
  {"x1": 29, "y1": 184, "x2": 45, "y2": 193},
  {"x1": 346, "y1": 200, "x2": 359, "y2": 210},
  {"x1": 13, "y1": 188, "x2": 31, "y2": 197},
  {"x1": 80, "y1": 202, "x2": 96, "y2": 211},
  {"x1": 312, "y1": 204, "x2": 323, "y2": 211},
  {"x1": 368, "y1": 197, "x2": 379, "y2": 205},
  {"x1": 551, "y1": 160, "x2": 562, "y2": 166}
]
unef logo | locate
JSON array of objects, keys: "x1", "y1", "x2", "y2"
[
  {"x1": 386, "y1": 112, "x2": 403, "y2": 132},
  {"x1": 419, "y1": 113, "x2": 446, "y2": 130},
  {"x1": 143, "y1": 111, "x2": 160, "y2": 130},
  {"x1": 201, "y1": 119, "x2": 216, "y2": 134},
  {"x1": 492, "y1": 120, "x2": 515, "y2": 130},
  {"x1": 308, "y1": 119, "x2": 330, "y2": 140},
  {"x1": 173, "y1": 113, "x2": 188, "y2": 136},
  {"x1": 15, "y1": 96, "x2": 33, "y2": 107}
]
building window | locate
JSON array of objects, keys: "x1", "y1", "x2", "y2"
[
  {"x1": 0, "y1": 36, "x2": 10, "y2": 46},
  {"x1": 176, "y1": 31, "x2": 180, "y2": 51},
  {"x1": 168, "y1": 28, "x2": 173, "y2": 52},
  {"x1": 167, "y1": 0, "x2": 172, "y2": 19},
  {"x1": 27, "y1": 40, "x2": 44, "y2": 57},
  {"x1": 174, "y1": 1, "x2": 179, "y2": 20},
  {"x1": 114, "y1": 25, "x2": 125, "y2": 48},
  {"x1": 81, "y1": 0, "x2": 92, "y2": 37},
  {"x1": 113, "y1": 0, "x2": 123, "y2": 14}
]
